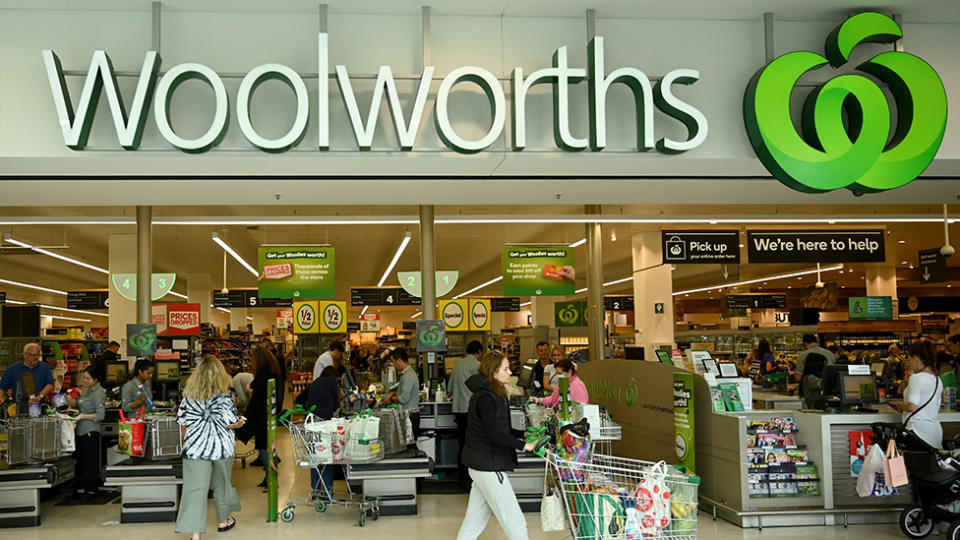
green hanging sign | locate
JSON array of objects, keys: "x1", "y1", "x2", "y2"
[
  {"x1": 555, "y1": 301, "x2": 588, "y2": 327},
  {"x1": 112, "y1": 273, "x2": 177, "y2": 301},
  {"x1": 744, "y1": 12, "x2": 947, "y2": 194},
  {"x1": 501, "y1": 246, "x2": 576, "y2": 296},
  {"x1": 258, "y1": 246, "x2": 335, "y2": 299}
]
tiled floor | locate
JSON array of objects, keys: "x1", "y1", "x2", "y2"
[{"x1": 12, "y1": 428, "x2": 914, "y2": 539}]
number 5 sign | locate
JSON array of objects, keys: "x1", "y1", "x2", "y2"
[
  {"x1": 319, "y1": 301, "x2": 346, "y2": 333},
  {"x1": 293, "y1": 301, "x2": 318, "y2": 334}
]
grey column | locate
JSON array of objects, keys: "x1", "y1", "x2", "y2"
[
  {"x1": 419, "y1": 205, "x2": 436, "y2": 320},
  {"x1": 136, "y1": 206, "x2": 152, "y2": 324},
  {"x1": 585, "y1": 205, "x2": 605, "y2": 361}
]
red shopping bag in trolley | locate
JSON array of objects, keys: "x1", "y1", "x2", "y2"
[
  {"x1": 118, "y1": 407, "x2": 146, "y2": 456},
  {"x1": 625, "y1": 461, "x2": 671, "y2": 538}
]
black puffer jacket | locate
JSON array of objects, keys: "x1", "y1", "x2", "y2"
[{"x1": 461, "y1": 374, "x2": 525, "y2": 472}]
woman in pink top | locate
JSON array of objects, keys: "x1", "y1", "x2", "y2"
[{"x1": 531, "y1": 359, "x2": 589, "y2": 407}]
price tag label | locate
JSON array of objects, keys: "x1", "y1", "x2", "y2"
[{"x1": 847, "y1": 365, "x2": 871, "y2": 375}]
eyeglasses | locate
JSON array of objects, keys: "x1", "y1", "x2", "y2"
[{"x1": 24, "y1": 351, "x2": 41, "y2": 358}]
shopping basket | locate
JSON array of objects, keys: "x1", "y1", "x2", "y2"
[
  {"x1": 0, "y1": 419, "x2": 31, "y2": 468},
  {"x1": 546, "y1": 450, "x2": 700, "y2": 540},
  {"x1": 144, "y1": 415, "x2": 183, "y2": 460}
]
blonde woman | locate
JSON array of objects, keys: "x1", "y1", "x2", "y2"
[
  {"x1": 542, "y1": 345, "x2": 565, "y2": 394},
  {"x1": 176, "y1": 355, "x2": 245, "y2": 540}
]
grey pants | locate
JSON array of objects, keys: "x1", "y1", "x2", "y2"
[
  {"x1": 176, "y1": 457, "x2": 241, "y2": 534},
  {"x1": 456, "y1": 468, "x2": 529, "y2": 540}
]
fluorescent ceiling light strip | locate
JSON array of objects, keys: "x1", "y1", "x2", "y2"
[
  {"x1": 246, "y1": 316, "x2": 253, "y2": 321},
  {"x1": 4, "y1": 299, "x2": 27, "y2": 305},
  {"x1": 167, "y1": 290, "x2": 188, "y2": 299},
  {"x1": 378, "y1": 232, "x2": 412, "y2": 287},
  {"x1": 5, "y1": 236, "x2": 109, "y2": 275},
  {"x1": 603, "y1": 276, "x2": 633, "y2": 287},
  {"x1": 673, "y1": 264, "x2": 844, "y2": 296},
  {"x1": 0, "y1": 278, "x2": 67, "y2": 296},
  {"x1": 44, "y1": 314, "x2": 91, "y2": 322},
  {"x1": 360, "y1": 305, "x2": 369, "y2": 319},
  {"x1": 212, "y1": 233, "x2": 259, "y2": 277},
  {"x1": 411, "y1": 311, "x2": 422, "y2": 319},
  {"x1": 569, "y1": 238, "x2": 587, "y2": 248},
  {"x1": 453, "y1": 276, "x2": 503, "y2": 299},
  {"x1": 519, "y1": 301, "x2": 532, "y2": 307},
  {"x1": 216, "y1": 307, "x2": 231, "y2": 313},
  {"x1": 38, "y1": 304, "x2": 107, "y2": 317},
  {"x1": 575, "y1": 287, "x2": 588, "y2": 294}
]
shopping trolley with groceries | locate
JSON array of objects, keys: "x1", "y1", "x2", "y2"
[
  {"x1": 278, "y1": 405, "x2": 385, "y2": 526},
  {"x1": 526, "y1": 400, "x2": 700, "y2": 539}
]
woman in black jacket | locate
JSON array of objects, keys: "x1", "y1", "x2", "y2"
[
  {"x1": 235, "y1": 345, "x2": 281, "y2": 489},
  {"x1": 456, "y1": 352, "x2": 535, "y2": 540}
]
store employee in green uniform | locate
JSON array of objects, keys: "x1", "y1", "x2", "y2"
[
  {"x1": 940, "y1": 335, "x2": 960, "y2": 392},
  {"x1": 121, "y1": 359, "x2": 156, "y2": 417},
  {"x1": 386, "y1": 348, "x2": 420, "y2": 439}
]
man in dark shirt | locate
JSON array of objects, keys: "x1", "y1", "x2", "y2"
[
  {"x1": 0, "y1": 343, "x2": 55, "y2": 402},
  {"x1": 529, "y1": 341, "x2": 551, "y2": 397},
  {"x1": 91, "y1": 341, "x2": 120, "y2": 383}
]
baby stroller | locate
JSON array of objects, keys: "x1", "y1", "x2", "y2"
[{"x1": 871, "y1": 423, "x2": 960, "y2": 539}]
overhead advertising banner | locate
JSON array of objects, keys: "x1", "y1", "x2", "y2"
[
  {"x1": 661, "y1": 230, "x2": 740, "y2": 264},
  {"x1": 468, "y1": 299, "x2": 491, "y2": 331},
  {"x1": 258, "y1": 246, "x2": 335, "y2": 299},
  {"x1": 555, "y1": 301, "x2": 588, "y2": 328},
  {"x1": 440, "y1": 299, "x2": 469, "y2": 332},
  {"x1": 501, "y1": 246, "x2": 575, "y2": 296},
  {"x1": 397, "y1": 271, "x2": 458, "y2": 298},
  {"x1": 68, "y1": 290, "x2": 109, "y2": 310},
  {"x1": 747, "y1": 230, "x2": 885, "y2": 263},
  {"x1": 318, "y1": 301, "x2": 346, "y2": 333},
  {"x1": 293, "y1": 300, "x2": 318, "y2": 334},
  {"x1": 849, "y1": 296, "x2": 893, "y2": 321},
  {"x1": 360, "y1": 313, "x2": 381, "y2": 334},
  {"x1": 163, "y1": 304, "x2": 201, "y2": 336},
  {"x1": 918, "y1": 248, "x2": 947, "y2": 284}
]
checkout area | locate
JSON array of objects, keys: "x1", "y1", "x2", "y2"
[{"x1": 579, "y1": 356, "x2": 957, "y2": 531}]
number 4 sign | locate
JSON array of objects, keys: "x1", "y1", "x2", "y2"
[{"x1": 319, "y1": 301, "x2": 346, "y2": 333}]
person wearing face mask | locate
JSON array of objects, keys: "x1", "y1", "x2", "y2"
[
  {"x1": 457, "y1": 352, "x2": 537, "y2": 540},
  {"x1": 892, "y1": 341, "x2": 943, "y2": 448}
]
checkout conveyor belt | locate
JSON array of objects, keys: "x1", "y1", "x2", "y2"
[
  {"x1": 347, "y1": 450, "x2": 432, "y2": 516},
  {"x1": 0, "y1": 457, "x2": 76, "y2": 528},
  {"x1": 105, "y1": 458, "x2": 182, "y2": 523}
]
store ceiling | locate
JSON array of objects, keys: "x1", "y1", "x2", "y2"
[
  {"x1": 6, "y1": 0, "x2": 958, "y2": 23},
  {"x1": 0, "y1": 204, "x2": 956, "y2": 321}
]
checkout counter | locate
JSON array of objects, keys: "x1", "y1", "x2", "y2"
[{"x1": 0, "y1": 457, "x2": 75, "y2": 528}]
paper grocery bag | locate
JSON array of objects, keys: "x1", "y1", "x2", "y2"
[{"x1": 884, "y1": 440, "x2": 908, "y2": 487}]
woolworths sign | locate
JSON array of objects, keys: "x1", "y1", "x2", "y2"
[{"x1": 42, "y1": 34, "x2": 706, "y2": 155}]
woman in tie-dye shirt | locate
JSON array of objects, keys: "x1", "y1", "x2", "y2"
[{"x1": 175, "y1": 355, "x2": 245, "y2": 539}]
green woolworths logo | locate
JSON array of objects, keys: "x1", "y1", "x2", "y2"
[
  {"x1": 744, "y1": 12, "x2": 947, "y2": 193},
  {"x1": 558, "y1": 304, "x2": 580, "y2": 324}
]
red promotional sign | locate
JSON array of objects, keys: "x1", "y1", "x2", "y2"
[
  {"x1": 155, "y1": 303, "x2": 201, "y2": 336},
  {"x1": 362, "y1": 313, "x2": 380, "y2": 321}
]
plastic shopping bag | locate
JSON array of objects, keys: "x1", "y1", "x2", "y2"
[
  {"x1": 59, "y1": 418, "x2": 76, "y2": 453},
  {"x1": 857, "y1": 443, "x2": 897, "y2": 497},
  {"x1": 625, "y1": 461, "x2": 672, "y2": 537},
  {"x1": 303, "y1": 414, "x2": 333, "y2": 463},
  {"x1": 885, "y1": 439, "x2": 909, "y2": 487},
  {"x1": 540, "y1": 465, "x2": 566, "y2": 532},
  {"x1": 118, "y1": 407, "x2": 145, "y2": 456}
]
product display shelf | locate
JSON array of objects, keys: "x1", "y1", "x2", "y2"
[{"x1": 677, "y1": 325, "x2": 817, "y2": 359}]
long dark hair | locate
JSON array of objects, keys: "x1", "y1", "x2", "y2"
[
  {"x1": 131, "y1": 359, "x2": 154, "y2": 380},
  {"x1": 798, "y1": 353, "x2": 827, "y2": 398},
  {"x1": 757, "y1": 339, "x2": 773, "y2": 359},
  {"x1": 909, "y1": 341, "x2": 938, "y2": 372},
  {"x1": 478, "y1": 352, "x2": 508, "y2": 398},
  {"x1": 251, "y1": 345, "x2": 280, "y2": 377}
]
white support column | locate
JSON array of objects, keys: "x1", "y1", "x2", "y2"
[
  {"x1": 631, "y1": 231, "x2": 675, "y2": 361},
  {"x1": 866, "y1": 264, "x2": 899, "y2": 319},
  {"x1": 186, "y1": 273, "x2": 212, "y2": 323},
  {"x1": 530, "y1": 297, "x2": 556, "y2": 328},
  {"x1": 109, "y1": 234, "x2": 137, "y2": 359}
]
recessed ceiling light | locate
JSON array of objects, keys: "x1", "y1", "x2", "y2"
[
  {"x1": 898, "y1": 240, "x2": 905, "y2": 244},
  {"x1": 684, "y1": 294, "x2": 689, "y2": 297},
  {"x1": 901, "y1": 261, "x2": 907, "y2": 265},
  {"x1": 787, "y1": 286, "x2": 792, "y2": 289},
  {"x1": 909, "y1": 265, "x2": 914, "y2": 270},
  {"x1": 739, "y1": 244, "x2": 744, "y2": 248}
]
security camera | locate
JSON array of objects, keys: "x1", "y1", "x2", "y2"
[
  {"x1": 221, "y1": 287, "x2": 229, "y2": 294},
  {"x1": 815, "y1": 281, "x2": 825, "y2": 289},
  {"x1": 942, "y1": 244, "x2": 956, "y2": 257}
]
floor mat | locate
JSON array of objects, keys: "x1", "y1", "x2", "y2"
[{"x1": 56, "y1": 490, "x2": 120, "y2": 506}]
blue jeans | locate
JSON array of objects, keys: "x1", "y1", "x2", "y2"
[{"x1": 310, "y1": 466, "x2": 335, "y2": 500}]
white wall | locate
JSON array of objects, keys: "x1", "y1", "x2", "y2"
[{"x1": 0, "y1": 8, "x2": 958, "y2": 205}]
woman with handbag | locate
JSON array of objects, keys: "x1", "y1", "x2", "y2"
[
  {"x1": 892, "y1": 341, "x2": 943, "y2": 448},
  {"x1": 176, "y1": 355, "x2": 245, "y2": 540},
  {"x1": 235, "y1": 345, "x2": 282, "y2": 488},
  {"x1": 457, "y1": 352, "x2": 537, "y2": 540}
]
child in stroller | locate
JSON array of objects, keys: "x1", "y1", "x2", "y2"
[{"x1": 871, "y1": 423, "x2": 960, "y2": 539}]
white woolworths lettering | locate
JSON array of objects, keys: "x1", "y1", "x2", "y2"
[{"x1": 41, "y1": 32, "x2": 707, "y2": 154}]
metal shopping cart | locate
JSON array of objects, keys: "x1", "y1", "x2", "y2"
[
  {"x1": 278, "y1": 406, "x2": 382, "y2": 526},
  {"x1": 543, "y1": 448, "x2": 700, "y2": 540},
  {"x1": 593, "y1": 410, "x2": 622, "y2": 456}
]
